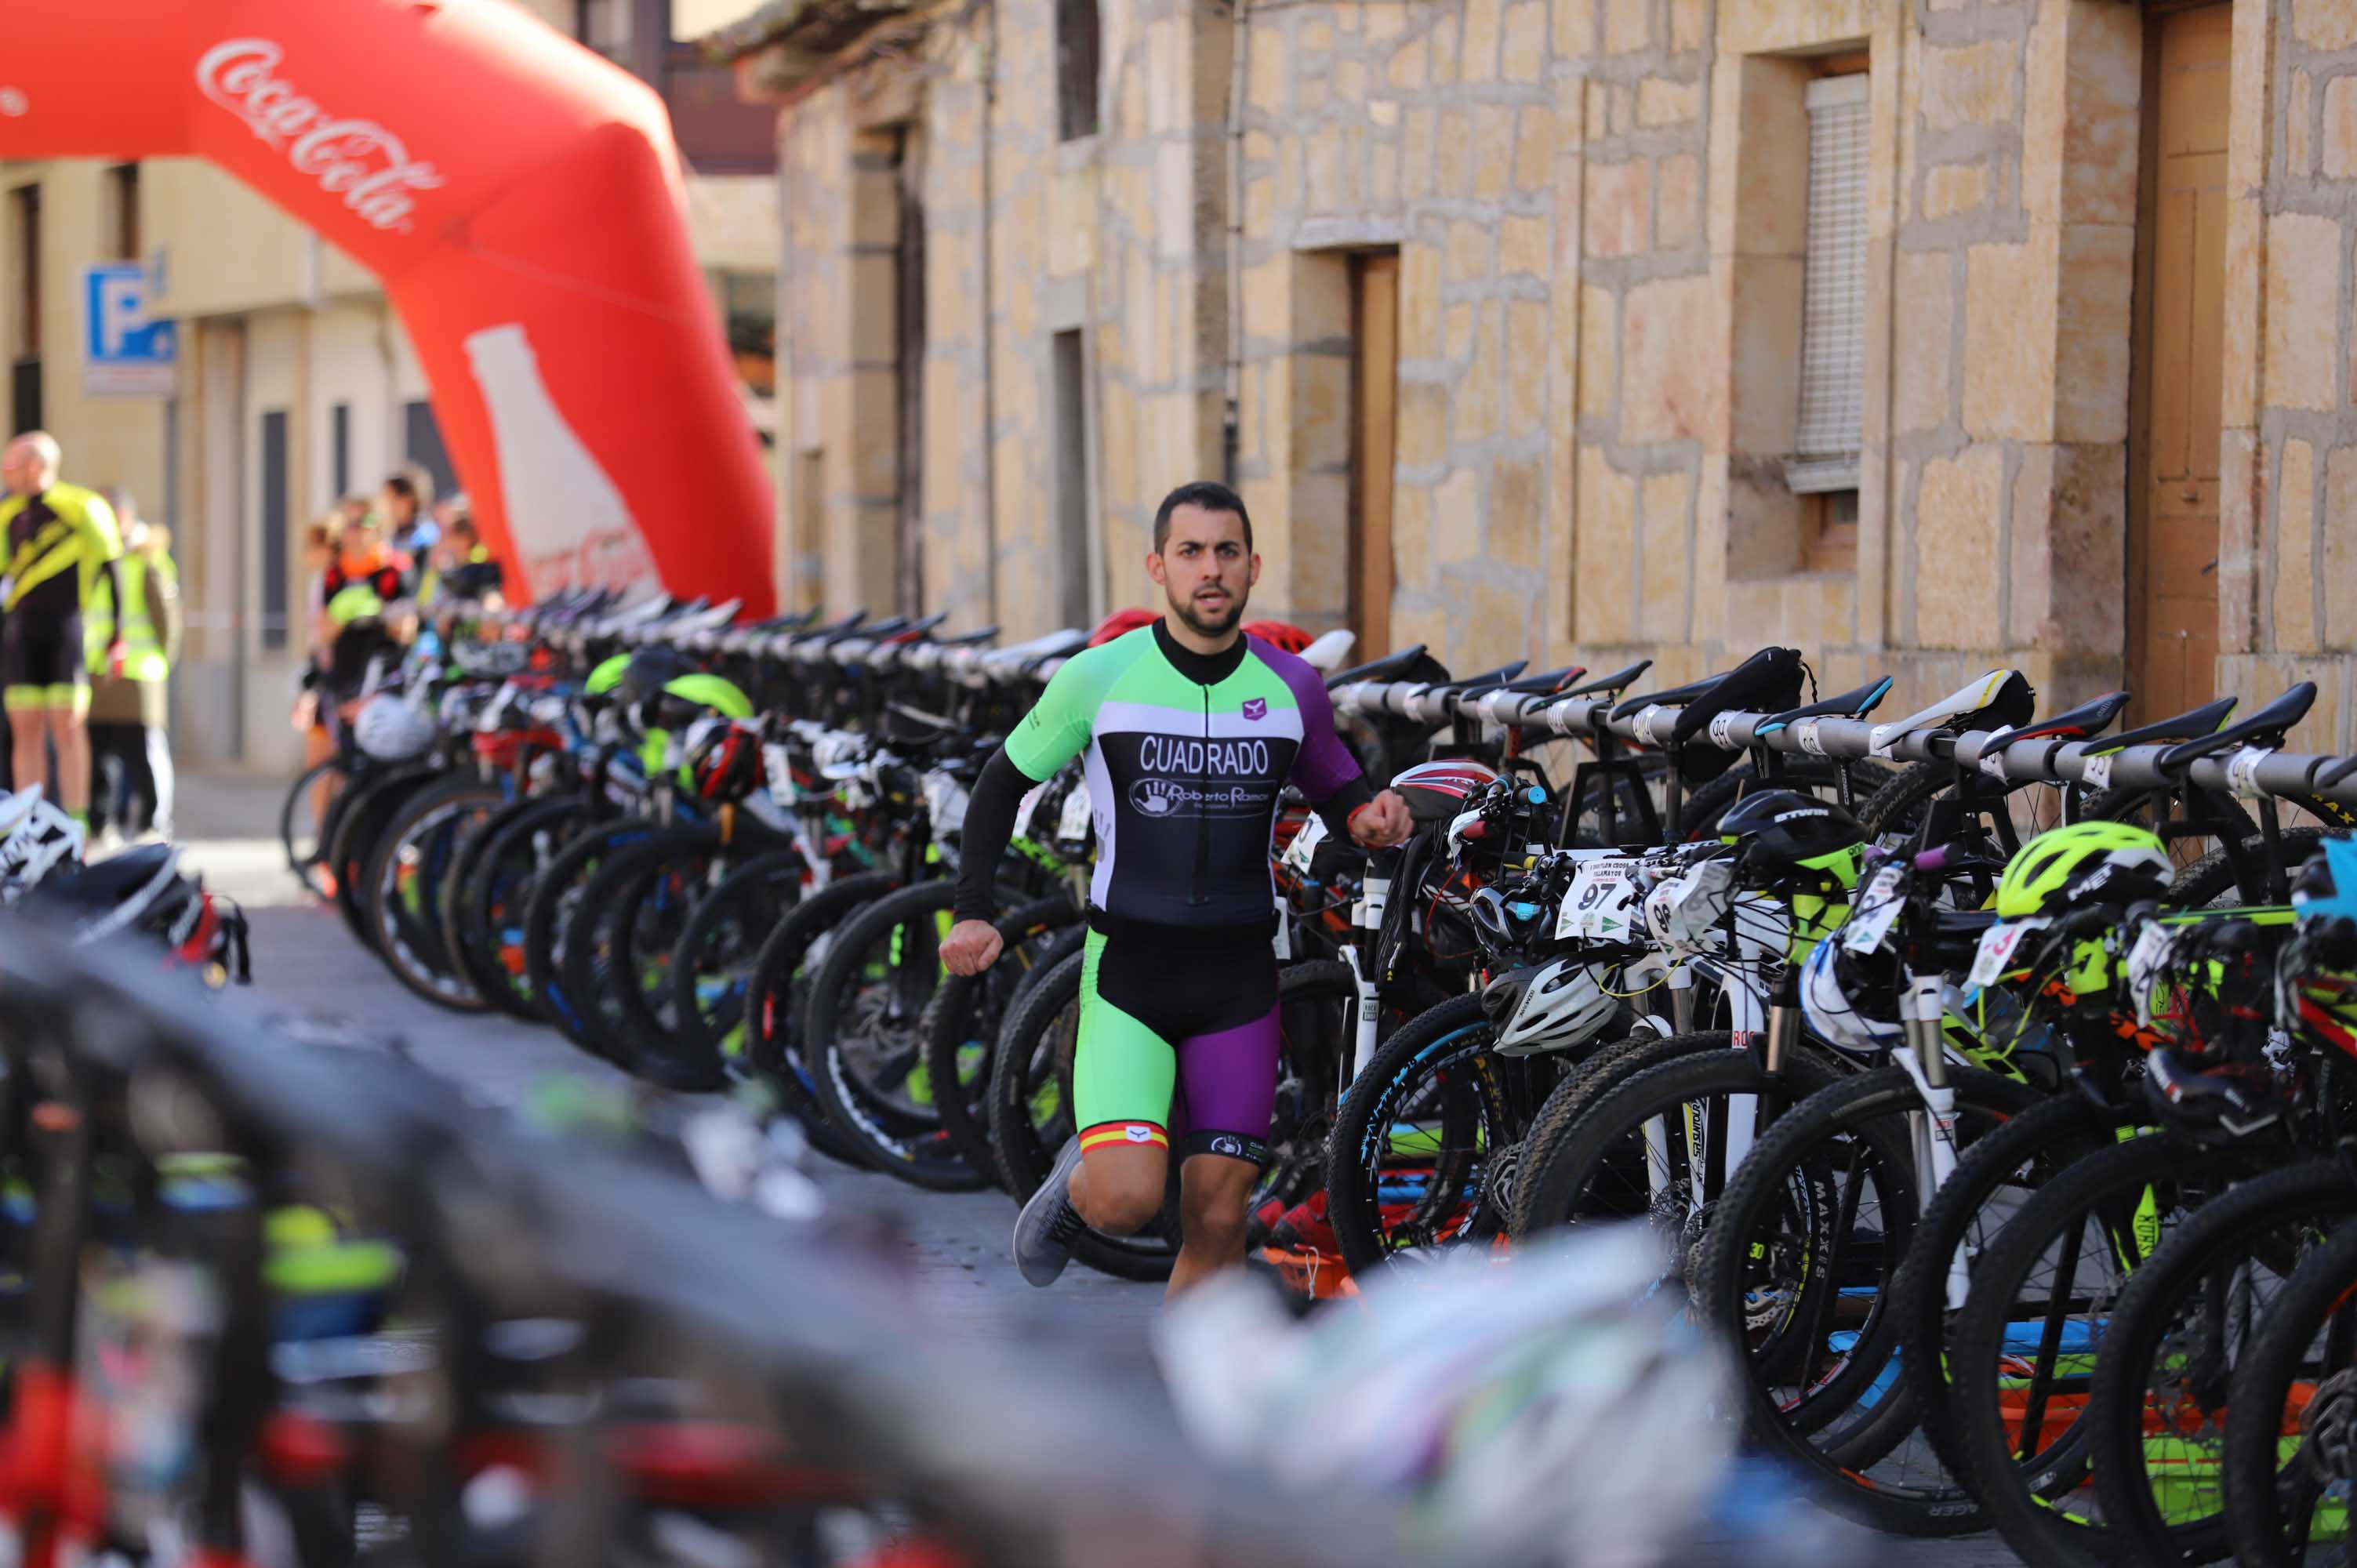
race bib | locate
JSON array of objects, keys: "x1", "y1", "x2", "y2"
[
  {"x1": 1841, "y1": 865, "x2": 1907, "y2": 954},
  {"x1": 1556, "y1": 857, "x2": 1643, "y2": 942},
  {"x1": 1967, "y1": 916, "x2": 2052, "y2": 989},
  {"x1": 1281, "y1": 813, "x2": 1328, "y2": 873}
]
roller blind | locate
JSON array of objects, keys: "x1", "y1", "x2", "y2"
[{"x1": 1786, "y1": 72, "x2": 1869, "y2": 495}]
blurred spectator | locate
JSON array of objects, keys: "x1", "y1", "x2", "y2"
[
  {"x1": 86, "y1": 499, "x2": 178, "y2": 844},
  {"x1": 380, "y1": 466, "x2": 438, "y2": 576}
]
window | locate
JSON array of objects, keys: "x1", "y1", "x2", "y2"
[
  {"x1": 331, "y1": 401, "x2": 352, "y2": 500},
  {"x1": 711, "y1": 269, "x2": 775, "y2": 397},
  {"x1": 261, "y1": 409, "x2": 289, "y2": 651},
  {"x1": 1052, "y1": 329, "x2": 1094, "y2": 627},
  {"x1": 13, "y1": 184, "x2": 39, "y2": 357},
  {"x1": 1057, "y1": 0, "x2": 1100, "y2": 141},
  {"x1": 109, "y1": 163, "x2": 140, "y2": 262},
  {"x1": 1785, "y1": 68, "x2": 1869, "y2": 538},
  {"x1": 403, "y1": 400, "x2": 458, "y2": 502},
  {"x1": 12, "y1": 184, "x2": 39, "y2": 436}
]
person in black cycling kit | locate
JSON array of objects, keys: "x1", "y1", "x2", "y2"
[{"x1": 942, "y1": 481, "x2": 1411, "y2": 1297}]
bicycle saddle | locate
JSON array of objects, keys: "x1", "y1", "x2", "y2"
[
  {"x1": 1326, "y1": 644, "x2": 1436, "y2": 686},
  {"x1": 937, "y1": 625, "x2": 1000, "y2": 647},
  {"x1": 1757, "y1": 676, "x2": 1894, "y2": 734},
  {"x1": 2010, "y1": 690, "x2": 2130, "y2": 743},
  {"x1": 1419, "y1": 662, "x2": 1530, "y2": 710},
  {"x1": 881, "y1": 612, "x2": 950, "y2": 643},
  {"x1": 2092, "y1": 695, "x2": 2237, "y2": 753},
  {"x1": 2156, "y1": 683, "x2": 2316, "y2": 773},
  {"x1": 1866, "y1": 670, "x2": 2035, "y2": 754},
  {"x1": 790, "y1": 610, "x2": 869, "y2": 642},
  {"x1": 1498, "y1": 664, "x2": 1586, "y2": 695},
  {"x1": 1560, "y1": 660, "x2": 1651, "y2": 700}
]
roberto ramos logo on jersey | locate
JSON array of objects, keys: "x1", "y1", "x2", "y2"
[{"x1": 1128, "y1": 777, "x2": 1273, "y2": 818}]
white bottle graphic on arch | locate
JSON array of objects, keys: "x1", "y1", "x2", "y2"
[{"x1": 464, "y1": 322, "x2": 656, "y2": 598}]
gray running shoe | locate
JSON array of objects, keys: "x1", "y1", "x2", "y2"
[{"x1": 1013, "y1": 1136, "x2": 1089, "y2": 1287}]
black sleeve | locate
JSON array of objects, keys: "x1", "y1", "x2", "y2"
[
  {"x1": 953, "y1": 746, "x2": 1048, "y2": 923},
  {"x1": 1313, "y1": 775, "x2": 1375, "y2": 840}
]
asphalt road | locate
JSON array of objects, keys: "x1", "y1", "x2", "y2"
[{"x1": 175, "y1": 768, "x2": 2025, "y2": 1566}]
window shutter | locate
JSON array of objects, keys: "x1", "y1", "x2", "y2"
[{"x1": 1786, "y1": 73, "x2": 1869, "y2": 495}]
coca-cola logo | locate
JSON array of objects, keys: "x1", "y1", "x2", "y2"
[
  {"x1": 195, "y1": 39, "x2": 445, "y2": 234},
  {"x1": 531, "y1": 528, "x2": 657, "y2": 597}
]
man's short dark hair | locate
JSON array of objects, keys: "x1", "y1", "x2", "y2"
[
  {"x1": 1153, "y1": 481, "x2": 1253, "y2": 555},
  {"x1": 385, "y1": 466, "x2": 434, "y2": 513}
]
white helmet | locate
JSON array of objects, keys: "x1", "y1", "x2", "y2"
[
  {"x1": 0, "y1": 788, "x2": 85, "y2": 905},
  {"x1": 1480, "y1": 957, "x2": 1619, "y2": 1056},
  {"x1": 353, "y1": 693, "x2": 435, "y2": 763},
  {"x1": 1799, "y1": 938, "x2": 1900, "y2": 1060}
]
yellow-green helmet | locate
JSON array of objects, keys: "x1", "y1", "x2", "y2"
[{"x1": 1994, "y1": 822, "x2": 2174, "y2": 919}]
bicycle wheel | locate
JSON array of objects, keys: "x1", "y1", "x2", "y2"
[
  {"x1": 917, "y1": 902, "x2": 1084, "y2": 1189},
  {"x1": 562, "y1": 825, "x2": 735, "y2": 1086},
  {"x1": 802, "y1": 880, "x2": 983, "y2": 1189},
  {"x1": 1945, "y1": 1133, "x2": 2252, "y2": 1567},
  {"x1": 281, "y1": 756, "x2": 345, "y2": 898},
  {"x1": 668, "y1": 850, "x2": 807, "y2": 1080},
  {"x1": 2089, "y1": 1160, "x2": 2357, "y2": 1566},
  {"x1": 521, "y1": 819, "x2": 659, "y2": 1051},
  {"x1": 448, "y1": 796, "x2": 586, "y2": 1022},
  {"x1": 1891, "y1": 1093, "x2": 2135, "y2": 1490},
  {"x1": 739, "y1": 869, "x2": 901, "y2": 1167},
  {"x1": 1321, "y1": 993, "x2": 1535, "y2": 1276},
  {"x1": 327, "y1": 765, "x2": 437, "y2": 950},
  {"x1": 2221, "y1": 1215, "x2": 2357, "y2": 1567},
  {"x1": 1508, "y1": 1029, "x2": 1738, "y2": 1238},
  {"x1": 1694, "y1": 1062, "x2": 2043, "y2": 1537},
  {"x1": 360, "y1": 774, "x2": 507, "y2": 1011},
  {"x1": 985, "y1": 949, "x2": 1179, "y2": 1282}
]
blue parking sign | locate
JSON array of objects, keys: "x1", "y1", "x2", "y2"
[{"x1": 83, "y1": 263, "x2": 177, "y2": 397}]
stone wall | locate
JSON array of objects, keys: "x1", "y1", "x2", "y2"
[
  {"x1": 2217, "y1": 0, "x2": 2357, "y2": 747},
  {"x1": 758, "y1": 0, "x2": 2355, "y2": 744}
]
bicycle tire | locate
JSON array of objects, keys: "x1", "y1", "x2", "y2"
[
  {"x1": 739, "y1": 869, "x2": 902, "y2": 1167},
  {"x1": 2220, "y1": 1214, "x2": 2357, "y2": 1568},
  {"x1": 803, "y1": 880, "x2": 986, "y2": 1189},
  {"x1": 1945, "y1": 1132, "x2": 2252, "y2": 1568},
  {"x1": 1694, "y1": 1062, "x2": 2043, "y2": 1537},
  {"x1": 1508, "y1": 1029, "x2": 1735, "y2": 1237},
  {"x1": 667, "y1": 849, "x2": 807, "y2": 1078},
  {"x1": 2087, "y1": 1159, "x2": 2357, "y2": 1565},
  {"x1": 327, "y1": 765, "x2": 438, "y2": 951},
  {"x1": 449, "y1": 795, "x2": 587, "y2": 1022},
  {"x1": 360, "y1": 774, "x2": 507, "y2": 1012},
  {"x1": 281, "y1": 756, "x2": 346, "y2": 898},
  {"x1": 521, "y1": 819, "x2": 659, "y2": 1052},
  {"x1": 561, "y1": 825, "x2": 728, "y2": 1083},
  {"x1": 917, "y1": 900, "x2": 1084, "y2": 1189},
  {"x1": 985, "y1": 949, "x2": 1179, "y2": 1283}
]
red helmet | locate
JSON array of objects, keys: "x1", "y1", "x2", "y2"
[
  {"x1": 1244, "y1": 620, "x2": 1313, "y2": 655},
  {"x1": 1389, "y1": 758, "x2": 1502, "y2": 822},
  {"x1": 1088, "y1": 607, "x2": 1158, "y2": 646}
]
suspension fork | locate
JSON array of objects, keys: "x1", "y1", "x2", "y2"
[{"x1": 1892, "y1": 971, "x2": 1967, "y2": 1308}]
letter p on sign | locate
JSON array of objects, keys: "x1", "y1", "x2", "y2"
[{"x1": 83, "y1": 263, "x2": 176, "y2": 397}]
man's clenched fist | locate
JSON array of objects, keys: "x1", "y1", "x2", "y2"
[{"x1": 940, "y1": 918, "x2": 1004, "y2": 976}]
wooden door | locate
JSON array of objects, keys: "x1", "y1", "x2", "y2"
[
  {"x1": 2129, "y1": 4, "x2": 2229, "y2": 723},
  {"x1": 1350, "y1": 252, "x2": 1398, "y2": 657}
]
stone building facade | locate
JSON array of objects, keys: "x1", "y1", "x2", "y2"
[{"x1": 727, "y1": 0, "x2": 2357, "y2": 745}]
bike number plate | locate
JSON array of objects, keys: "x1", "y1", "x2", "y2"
[
  {"x1": 1842, "y1": 866, "x2": 1907, "y2": 953},
  {"x1": 1967, "y1": 917, "x2": 2050, "y2": 988},
  {"x1": 2225, "y1": 746, "x2": 2272, "y2": 800},
  {"x1": 1016, "y1": 781, "x2": 1051, "y2": 835},
  {"x1": 1282, "y1": 813, "x2": 1328, "y2": 873},
  {"x1": 1058, "y1": 785, "x2": 1095, "y2": 844},
  {"x1": 1556, "y1": 858, "x2": 1642, "y2": 941},
  {"x1": 2079, "y1": 753, "x2": 2113, "y2": 791},
  {"x1": 763, "y1": 742, "x2": 797, "y2": 808}
]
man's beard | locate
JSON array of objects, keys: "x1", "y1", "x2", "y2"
[{"x1": 1167, "y1": 579, "x2": 1247, "y2": 639}]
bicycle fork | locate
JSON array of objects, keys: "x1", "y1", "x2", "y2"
[{"x1": 1891, "y1": 971, "x2": 1968, "y2": 1309}]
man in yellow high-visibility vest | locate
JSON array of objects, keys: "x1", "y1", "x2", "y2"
[
  {"x1": 1, "y1": 432, "x2": 124, "y2": 833},
  {"x1": 85, "y1": 493, "x2": 178, "y2": 843}
]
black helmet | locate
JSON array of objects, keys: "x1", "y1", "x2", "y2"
[
  {"x1": 618, "y1": 647, "x2": 697, "y2": 709},
  {"x1": 1716, "y1": 789, "x2": 1865, "y2": 873}
]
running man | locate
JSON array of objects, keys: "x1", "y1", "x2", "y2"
[
  {"x1": 0, "y1": 433, "x2": 123, "y2": 832},
  {"x1": 942, "y1": 481, "x2": 1411, "y2": 1296}
]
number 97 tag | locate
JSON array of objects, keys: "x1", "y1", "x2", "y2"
[{"x1": 1281, "y1": 813, "x2": 1328, "y2": 872}]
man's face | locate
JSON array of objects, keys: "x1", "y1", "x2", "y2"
[
  {"x1": 1, "y1": 441, "x2": 40, "y2": 498},
  {"x1": 1148, "y1": 503, "x2": 1258, "y2": 639}
]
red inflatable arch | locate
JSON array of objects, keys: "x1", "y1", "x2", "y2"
[{"x1": 0, "y1": 0, "x2": 774, "y2": 612}]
